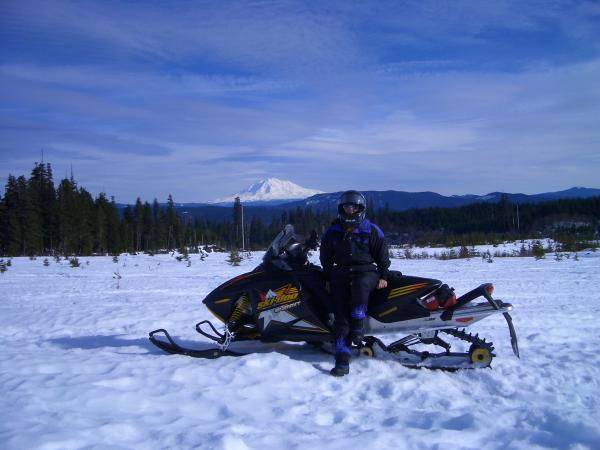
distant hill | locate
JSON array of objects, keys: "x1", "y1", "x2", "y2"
[{"x1": 276, "y1": 186, "x2": 600, "y2": 213}]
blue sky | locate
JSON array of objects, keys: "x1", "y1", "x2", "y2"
[{"x1": 1, "y1": 0, "x2": 599, "y2": 202}]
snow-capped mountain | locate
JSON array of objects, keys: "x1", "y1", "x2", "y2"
[{"x1": 209, "y1": 178, "x2": 323, "y2": 204}]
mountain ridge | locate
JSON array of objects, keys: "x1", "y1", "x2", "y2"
[{"x1": 158, "y1": 186, "x2": 600, "y2": 223}]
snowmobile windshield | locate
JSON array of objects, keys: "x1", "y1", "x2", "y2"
[{"x1": 262, "y1": 224, "x2": 296, "y2": 263}]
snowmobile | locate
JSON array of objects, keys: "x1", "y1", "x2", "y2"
[{"x1": 149, "y1": 224, "x2": 519, "y2": 370}]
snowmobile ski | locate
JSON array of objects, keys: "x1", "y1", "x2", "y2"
[{"x1": 149, "y1": 329, "x2": 246, "y2": 359}]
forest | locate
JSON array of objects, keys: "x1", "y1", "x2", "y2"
[{"x1": 1, "y1": 162, "x2": 598, "y2": 256}]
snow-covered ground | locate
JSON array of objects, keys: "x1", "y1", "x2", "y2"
[
  {"x1": 1, "y1": 248, "x2": 599, "y2": 450},
  {"x1": 389, "y1": 239, "x2": 559, "y2": 259}
]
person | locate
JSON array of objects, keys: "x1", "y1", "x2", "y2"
[{"x1": 320, "y1": 190, "x2": 390, "y2": 376}]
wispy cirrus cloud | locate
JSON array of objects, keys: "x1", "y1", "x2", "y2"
[{"x1": 1, "y1": 1, "x2": 599, "y2": 201}]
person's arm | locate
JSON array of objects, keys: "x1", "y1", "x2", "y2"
[{"x1": 371, "y1": 224, "x2": 390, "y2": 282}]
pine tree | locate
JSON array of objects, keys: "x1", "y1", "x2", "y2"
[
  {"x1": 142, "y1": 201, "x2": 154, "y2": 251},
  {"x1": 120, "y1": 204, "x2": 131, "y2": 250},
  {"x1": 41, "y1": 163, "x2": 58, "y2": 253},
  {"x1": 23, "y1": 164, "x2": 45, "y2": 255},
  {"x1": 0, "y1": 192, "x2": 5, "y2": 255},
  {"x1": 152, "y1": 199, "x2": 162, "y2": 251},
  {"x1": 94, "y1": 193, "x2": 112, "y2": 254},
  {"x1": 227, "y1": 248, "x2": 242, "y2": 266},
  {"x1": 57, "y1": 177, "x2": 78, "y2": 254},
  {"x1": 532, "y1": 241, "x2": 545, "y2": 259},
  {"x1": 106, "y1": 196, "x2": 122, "y2": 254},
  {"x1": 233, "y1": 197, "x2": 242, "y2": 249},
  {"x1": 133, "y1": 198, "x2": 144, "y2": 252},
  {"x1": 165, "y1": 194, "x2": 179, "y2": 250}
]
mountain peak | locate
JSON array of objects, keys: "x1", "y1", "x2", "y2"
[{"x1": 210, "y1": 178, "x2": 323, "y2": 203}]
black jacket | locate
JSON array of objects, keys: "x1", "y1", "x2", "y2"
[{"x1": 320, "y1": 218, "x2": 390, "y2": 282}]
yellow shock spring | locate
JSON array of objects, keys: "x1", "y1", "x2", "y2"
[{"x1": 228, "y1": 293, "x2": 250, "y2": 325}]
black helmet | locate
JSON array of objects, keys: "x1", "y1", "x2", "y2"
[{"x1": 337, "y1": 190, "x2": 367, "y2": 227}]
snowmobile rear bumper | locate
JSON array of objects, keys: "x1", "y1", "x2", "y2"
[{"x1": 442, "y1": 283, "x2": 519, "y2": 358}]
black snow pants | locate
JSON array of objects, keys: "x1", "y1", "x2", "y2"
[{"x1": 330, "y1": 267, "x2": 379, "y2": 338}]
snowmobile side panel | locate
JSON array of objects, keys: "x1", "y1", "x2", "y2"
[
  {"x1": 256, "y1": 271, "x2": 332, "y2": 342},
  {"x1": 365, "y1": 302, "x2": 512, "y2": 334},
  {"x1": 203, "y1": 269, "x2": 296, "y2": 324},
  {"x1": 368, "y1": 273, "x2": 442, "y2": 323}
]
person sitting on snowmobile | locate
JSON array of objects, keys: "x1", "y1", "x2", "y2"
[{"x1": 320, "y1": 190, "x2": 390, "y2": 376}]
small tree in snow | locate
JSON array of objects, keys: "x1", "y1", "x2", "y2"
[
  {"x1": 227, "y1": 249, "x2": 242, "y2": 266},
  {"x1": 532, "y1": 241, "x2": 545, "y2": 260},
  {"x1": 113, "y1": 271, "x2": 122, "y2": 289}
]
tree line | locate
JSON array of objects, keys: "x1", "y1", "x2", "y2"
[
  {"x1": 0, "y1": 162, "x2": 189, "y2": 256},
  {"x1": 1, "y1": 162, "x2": 598, "y2": 256}
]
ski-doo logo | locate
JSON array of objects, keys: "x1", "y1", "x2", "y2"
[{"x1": 257, "y1": 284, "x2": 299, "y2": 310}]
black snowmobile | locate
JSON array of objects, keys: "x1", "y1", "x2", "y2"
[{"x1": 149, "y1": 224, "x2": 519, "y2": 369}]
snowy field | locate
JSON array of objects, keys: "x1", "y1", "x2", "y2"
[{"x1": 1, "y1": 248, "x2": 599, "y2": 450}]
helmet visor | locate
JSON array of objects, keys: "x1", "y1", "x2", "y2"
[{"x1": 342, "y1": 203, "x2": 362, "y2": 216}]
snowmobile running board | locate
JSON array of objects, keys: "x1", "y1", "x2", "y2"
[{"x1": 148, "y1": 329, "x2": 247, "y2": 359}]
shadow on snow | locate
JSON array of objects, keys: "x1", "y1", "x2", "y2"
[{"x1": 48, "y1": 334, "x2": 335, "y2": 368}]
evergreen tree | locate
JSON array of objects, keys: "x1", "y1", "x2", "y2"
[
  {"x1": 0, "y1": 191, "x2": 5, "y2": 255},
  {"x1": 23, "y1": 164, "x2": 45, "y2": 255},
  {"x1": 165, "y1": 194, "x2": 180, "y2": 250},
  {"x1": 106, "y1": 196, "x2": 122, "y2": 254},
  {"x1": 227, "y1": 248, "x2": 242, "y2": 266},
  {"x1": 142, "y1": 201, "x2": 154, "y2": 251},
  {"x1": 57, "y1": 177, "x2": 79, "y2": 254},
  {"x1": 133, "y1": 198, "x2": 144, "y2": 251},
  {"x1": 1, "y1": 175, "x2": 24, "y2": 255},
  {"x1": 233, "y1": 197, "x2": 242, "y2": 249}
]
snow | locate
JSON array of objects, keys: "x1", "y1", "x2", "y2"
[
  {"x1": 389, "y1": 239, "x2": 558, "y2": 258},
  {"x1": 1, "y1": 249, "x2": 600, "y2": 450},
  {"x1": 209, "y1": 177, "x2": 323, "y2": 203}
]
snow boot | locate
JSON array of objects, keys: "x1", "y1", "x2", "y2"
[
  {"x1": 330, "y1": 336, "x2": 351, "y2": 377},
  {"x1": 349, "y1": 304, "x2": 367, "y2": 346},
  {"x1": 330, "y1": 355, "x2": 350, "y2": 377}
]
